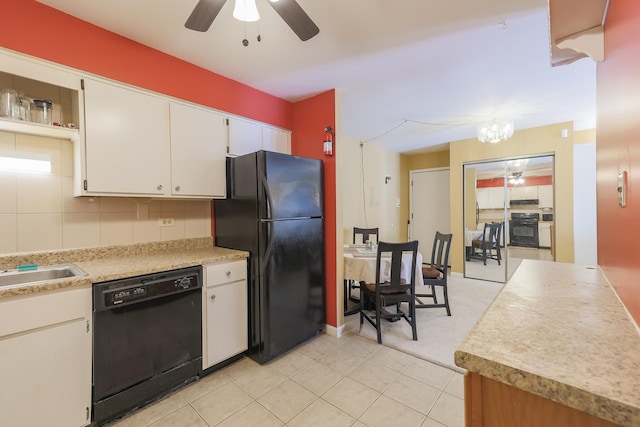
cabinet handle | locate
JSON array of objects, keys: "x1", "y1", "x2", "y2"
[
  {"x1": 211, "y1": 294, "x2": 216, "y2": 300},
  {"x1": 157, "y1": 184, "x2": 163, "y2": 191},
  {"x1": 226, "y1": 271, "x2": 231, "y2": 277},
  {"x1": 175, "y1": 185, "x2": 180, "y2": 192}
]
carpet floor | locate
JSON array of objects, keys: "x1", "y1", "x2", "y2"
[{"x1": 343, "y1": 273, "x2": 503, "y2": 372}]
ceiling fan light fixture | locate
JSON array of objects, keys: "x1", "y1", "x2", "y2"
[
  {"x1": 233, "y1": 0, "x2": 260, "y2": 22},
  {"x1": 477, "y1": 119, "x2": 514, "y2": 143},
  {"x1": 509, "y1": 171, "x2": 524, "y2": 185}
]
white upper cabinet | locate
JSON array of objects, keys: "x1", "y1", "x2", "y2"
[
  {"x1": 169, "y1": 102, "x2": 227, "y2": 198},
  {"x1": 262, "y1": 126, "x2": 291, "y2": 154},
  {"x1": 0, "y1": 50, "x2": 291, "y2": 199},
  {"x1": 508, "y1": 185, "x2": 538, "y2": 201},
  {"x1": 227, "y1": 116, "x2": 262, "y2": 156},
  {"x1": 228, "y1": 116, "x2": 292, "y2": 156},
  {"x1": 477, "y1": 187, "x2": 505, "y2": 209},
  {"x1": 538, "y1": 185, "x2": 553, "y2": 208},
  {"x1": 83, "y1": 78, "x2": 170, "y2": 196}
]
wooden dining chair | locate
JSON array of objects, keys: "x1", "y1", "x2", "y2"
[
  {"x1": 470, "y1": 222, "x2": 502, "y2": 265},
  {"x1": 359, "y1": 240, "x2": 419, "y2": 344},
  {"x1": 346, "y1": 227, "x2": 380, "y2": 312},
  {"x1": 416, "y1": 232, "x2": 453, "y2": 315},
  {"x1": 353, "y1": 227, "x2": 379, "y2": 244}
]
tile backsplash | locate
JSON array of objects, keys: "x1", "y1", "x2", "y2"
[{"x1": 0, "y1": 130, "x2": 211, "y2": 255}]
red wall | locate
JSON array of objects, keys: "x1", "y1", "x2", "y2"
[
  {"x1": 597, "y1": 0, "x2": 640, "y2": 323},
  {"x1": 291, "y1": 90, "x2": 338, "y2": 328},
  {"x1": 0, "y1": 0, "x2": 293, "y2": 128}
]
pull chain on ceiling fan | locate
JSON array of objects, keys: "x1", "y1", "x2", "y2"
[{"x1": 185, "y1": 0, "x2": 319, "y2": 41}]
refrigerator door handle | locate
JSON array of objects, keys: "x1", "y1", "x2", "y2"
[
  {"x1": 260, "y1": 173, "x2": 273, "y2": 220},
  {"x1": 260, "y1": 220, "x2": 275, "y2": 275}
]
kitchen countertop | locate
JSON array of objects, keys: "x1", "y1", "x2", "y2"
[
  {"x1": 455, "y1": 260, "x2": 640, "y2": 427},
  {"x1": 0, "y1": 237, "x2": 248, "y2": 299}
]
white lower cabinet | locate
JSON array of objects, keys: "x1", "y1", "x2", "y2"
[
  {"x1": 0, "y1": 288, "x2": 92, "y2": 427},
  {"x1": 203, "y1": 260, "x2": 248, "y2": 369},
  {"x1": 539, "y1": 223, "x2": 552, "y2": 248}
]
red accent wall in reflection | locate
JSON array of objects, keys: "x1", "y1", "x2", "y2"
[
  {"x1": 597, "y1": 0, "x2": 640, "y2": 323},
  {"x1": 476, "y1": 175, "x2": 553, "y2": 188}
]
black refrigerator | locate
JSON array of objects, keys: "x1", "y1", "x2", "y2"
[{"x1": 214, "y1": 150, "x2": 325, "y2": 364}]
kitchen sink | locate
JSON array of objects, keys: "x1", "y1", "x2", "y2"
[{"x1": 0, "y1": 264, "x2": 88, "y2": 288}]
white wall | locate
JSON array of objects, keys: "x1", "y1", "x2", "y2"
[
  {"x1": 573, "y1": 142, "x2": 598, "y2": 265},
  {"x1": 340, "y1": 135, "x2": 401, "y2": 244}
]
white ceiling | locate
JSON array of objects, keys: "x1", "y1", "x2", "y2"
[{"x1": 36, "y1": 0, "x2": 596, "y2": 153}]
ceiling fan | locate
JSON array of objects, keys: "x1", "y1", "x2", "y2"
[{"x1": 185, "y1": 0, "x2": 319, "y2": 41}]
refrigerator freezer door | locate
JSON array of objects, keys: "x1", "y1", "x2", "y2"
[
  {"x1": 259, "y1": 151, "x2": 324, "y2": 220},
  {"x1": 249, "y1": 217, "x2": 324, "y2": 362}
]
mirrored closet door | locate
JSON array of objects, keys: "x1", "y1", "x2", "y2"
[{"x1": 464, "y1": 155, "x2": 555, "y2": 283}]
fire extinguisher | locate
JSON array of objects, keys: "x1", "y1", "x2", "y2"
[{"x1": 323, "y1": 126, "x2": 334, "y2": 157}]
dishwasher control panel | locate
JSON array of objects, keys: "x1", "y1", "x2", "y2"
[{"x1": 93, "y1": 266, "x2": 202, "y2": 310}]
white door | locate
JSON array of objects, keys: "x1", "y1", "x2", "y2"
[{"x1": 410, "y1": 168, "x2": 451, "y2": 260}]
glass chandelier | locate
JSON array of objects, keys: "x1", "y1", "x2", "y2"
[{"x1": 477, "y1": 119, "x2": 514, "y2": 143}]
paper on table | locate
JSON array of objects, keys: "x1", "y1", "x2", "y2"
[{"x1": 356, "y1": 248, "x2": 377, "y2": 254}]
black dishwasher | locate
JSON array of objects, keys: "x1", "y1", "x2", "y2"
[{"x1": 92, "y1": 266, "x2": 202, "y2": 426}]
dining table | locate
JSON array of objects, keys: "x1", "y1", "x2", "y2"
[
  {"x1": 343, "y1": 244, "x2": 424, "y2": 315},
  {"x1": 464, "y1": 228, "x2": 484, "y2": 260}
]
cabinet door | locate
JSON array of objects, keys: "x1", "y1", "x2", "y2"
[
  {"x1": 228, "y1": 116, "x2": 262, "y2": 156},
  {"x1": 487, "y1": 187, "x2": 505, "y2": 208},
  {"x1": 170, "y1": 103, "x2": 227, "y2": 198},
  {"x1": 262, "y1": 126, "x2": 291, "y2": 154},
  {"x1": 539, "y1": 224, "x2": 551, "y2": 247},
  {"x1": 205, "y1": 280, "x2": 248, "y2": 368},
  {"x1": 0, "y1": 288, "x2": 92, "y2": 427},
  {"x1": 0, "y1": 320, "x2": 91, "y2": 427},
  {"x1": 538, "y1": 185, "x2": 553, "y2": 208},
  {"x1": 476, "y1": 188, "x2": 490, "y2": 209},
  {"x1": 83, "y1": 78, "x2": 170, "y2": 195}
]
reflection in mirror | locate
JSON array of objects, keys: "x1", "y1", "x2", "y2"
[
  {"x1": 463, "y1": 161, "x2": 508, "y2": 283},
  {"x1": 506, "y1": 156, "x2": 555, "y2": 267},
  {"x1": 463, "y1": 155, "x2": 555, "y2": 283}
]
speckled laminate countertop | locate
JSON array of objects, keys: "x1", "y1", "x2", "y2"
[
  {"x1": 455, "y1": 260, "x2": 640, "y2": 427},
  {"x1": 0, "y1": 237, "x2": 248, "y2": 299}
]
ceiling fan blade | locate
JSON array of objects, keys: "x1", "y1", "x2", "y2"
[
  {"x1": 267, "y1": 0, "x2": 319, "y2": 41},
  {"x1": 185, "y1": 0, "x2": 228, "y2": 32}
]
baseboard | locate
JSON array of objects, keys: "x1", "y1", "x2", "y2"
[{"x1": 325, "y1": 323, "x2": 346, "y2": 337}]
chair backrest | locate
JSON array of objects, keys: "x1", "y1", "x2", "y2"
[
  {"x1": 492, "y1": 222, "x2": 503, "y2": 246},
  {"x1": 483, "y1": 222, "x2": 500, "y2": 245},
  {"x1": 374, "y1": 240, "x2": 419, "y2": 290},
  {"x1": 430, "y1": 232, "x2": 453, "y2": 274},
  {"x1": 353, "y1": 227, "x2": 379, "y2": 244}
]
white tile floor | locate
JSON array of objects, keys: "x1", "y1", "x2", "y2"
[{"x1": 106, "y1": 332, "x2": 465, "y2": 427}]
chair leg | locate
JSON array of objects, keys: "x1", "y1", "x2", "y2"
[
  {"x1": 431, "y1": 285, "x2": 438, "y2": 304},
  {"x1": 410, "y1": 298, "x2": 417, "y2": 341},
  {"x1": 442, "y1": 284, "x2": 451, "y2": 316},
  {"x1": 375, "y1": 302, "x2": 382, "y2": 344}
]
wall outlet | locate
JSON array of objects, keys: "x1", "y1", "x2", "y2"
[{"x1": 159, "y1": 217, "x2": 175, "y2": 227}]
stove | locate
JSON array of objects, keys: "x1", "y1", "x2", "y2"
[{"x1": 510, "y1": 212, "x2": 540, "y2": 248}]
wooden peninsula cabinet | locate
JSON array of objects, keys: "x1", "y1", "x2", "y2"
[{"x1": 456, "y1": 261, "x2": 640, "y2": 427}]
